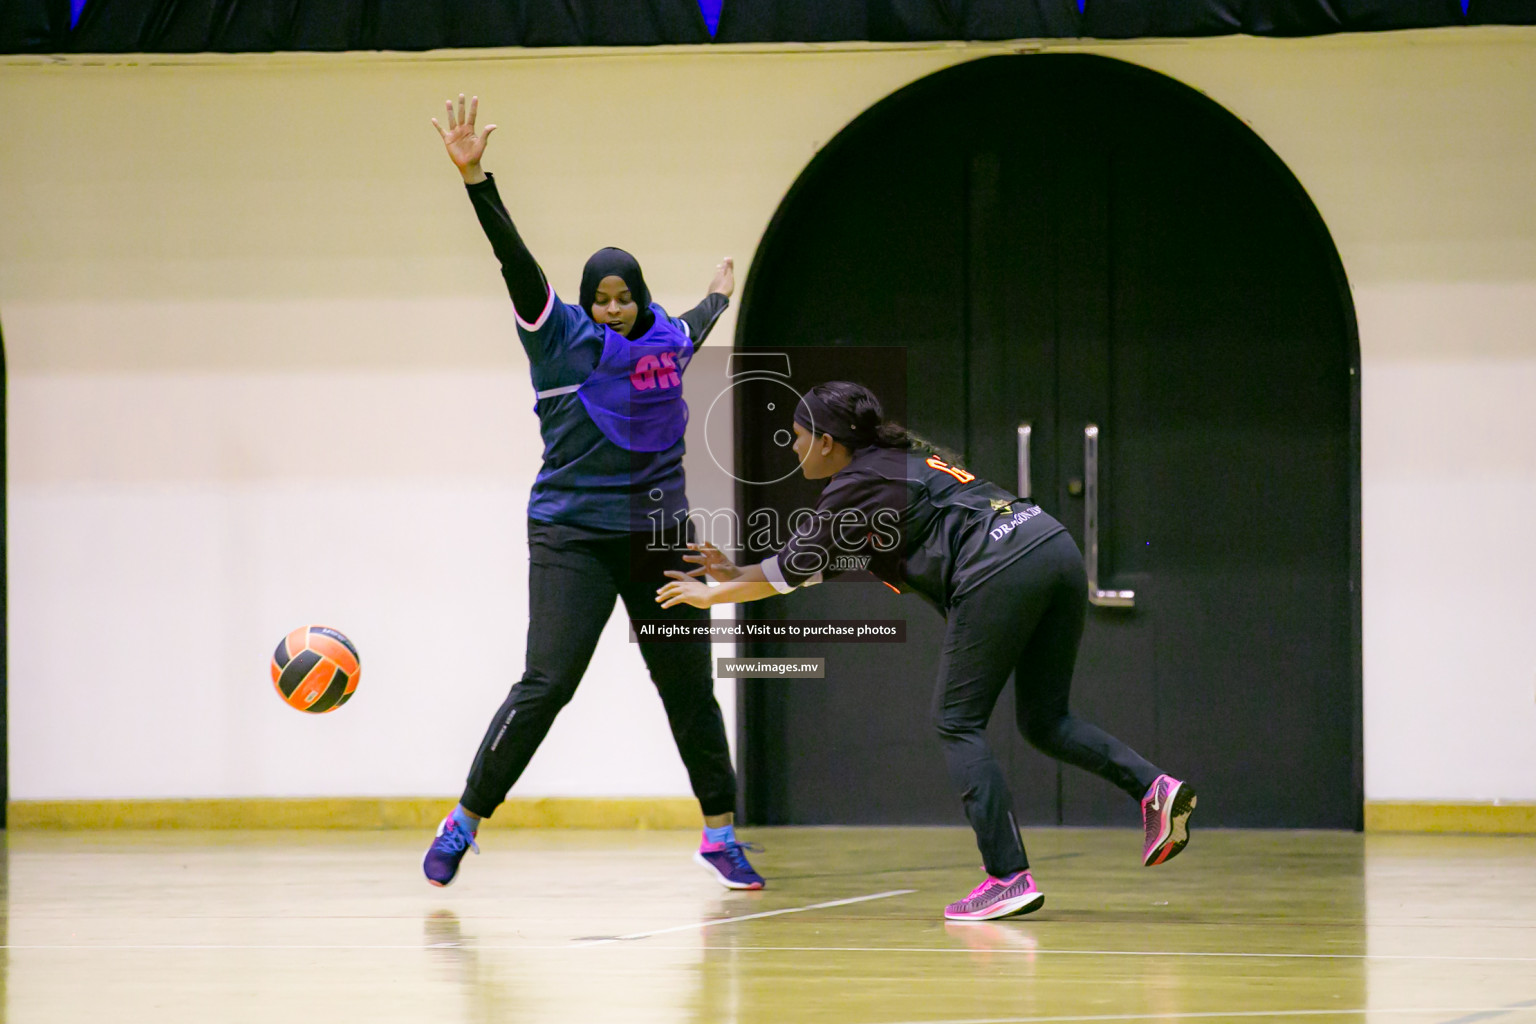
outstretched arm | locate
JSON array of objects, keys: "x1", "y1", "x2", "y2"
[
  {"x1": 661, "y1": 468, "x2": 902, "y2": 609},
  {"x1": 657, "y1": 561, "x2": 781, "y2": 609},
  {"x1": 677, "y1": 257, "x2": 734, "y2": 345},
  {"x1": 433, "y1": 94, "x2": 550, "y2": 325}
]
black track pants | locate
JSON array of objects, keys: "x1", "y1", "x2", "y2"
[
  {"x1": 460, "y1": 518, "x2": 737, "y2": 819},
  {"x1": 932, "y1": 531, "x2": 1162, "y2": 877}
]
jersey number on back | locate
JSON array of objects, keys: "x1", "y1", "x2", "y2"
[{"x1": 925, "y1": 455, "x2": 976, "y2": 483}]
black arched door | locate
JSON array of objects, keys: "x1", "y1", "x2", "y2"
[{"x1": 735, "y1": 54, "x2": 1360, "y2": 830}]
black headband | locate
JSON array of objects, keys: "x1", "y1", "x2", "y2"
[{"x1": 794, "y1": 392, "x2": 875, "y2": 449}]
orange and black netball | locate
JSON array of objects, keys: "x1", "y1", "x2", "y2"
[{"x1": 270, "y1": 625, "x2": 360, "y2": 713}]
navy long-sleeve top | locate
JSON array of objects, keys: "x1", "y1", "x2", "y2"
[{"x1": 466, "y1": 174, "x2": 727, "y2": 530}]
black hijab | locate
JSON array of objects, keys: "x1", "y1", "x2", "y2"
[{"x1": 579, "y1": 247, "x2": 654, "y2": 336}]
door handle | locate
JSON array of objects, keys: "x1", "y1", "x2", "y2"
[
  {"x1": 1084, "y1": 424, "x2": 1135, "y2": 608},
  {"x1": 1016, "y1": 423, "x2": 1032, "y2": 501}
]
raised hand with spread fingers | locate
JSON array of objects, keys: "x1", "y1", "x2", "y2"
[{"x1": 431, "y1": 93, "x2": 497, "y2": 185}]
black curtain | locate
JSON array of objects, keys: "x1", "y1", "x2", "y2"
[
  {"x1": 4, "y1": 0, "x2": 1533, "y2": 53},
  {"x1": 868, "y1": 0, "x2": 1080, "y2": 41}
]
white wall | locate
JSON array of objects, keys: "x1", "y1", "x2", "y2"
[
  {"x1": 1354, "y1": 287, "x2": 1536, "y2": 800},
  {"x1": 3, "y1": 29, "x2": 1534, "y2": 804}
]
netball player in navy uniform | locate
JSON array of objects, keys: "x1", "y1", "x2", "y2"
[
  {"x1": 424, "y1": 94, "x2": 762, "y2": 890},
  {"x1": 658, "y1": 382, "x2": 1194, "y2": 920}
]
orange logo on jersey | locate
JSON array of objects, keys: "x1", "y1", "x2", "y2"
[{"x1": 925, "y1": 455, "x2": 975, "y2": 483}]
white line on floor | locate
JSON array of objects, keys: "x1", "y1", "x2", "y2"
[
  {"x1": 867, "y1": 1006, "x2": 1536, "y2": 1024},
  {"x1": 634, "y1": 945, "x2": 1536, "y2": 964},
  {"x1": 573, "y1": 888, "x2": 918, "y2": 946},
  {"x1": 5, "y1": 941, "x2": 1534, "y2": 965}
]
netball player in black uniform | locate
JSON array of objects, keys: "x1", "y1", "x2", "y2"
[
  {"x1": 424, "y1": 94, "x2": 762, "y2": 891},
  {"x1": 658, "y1": 381, "x2": 1194, "y2": 920}
]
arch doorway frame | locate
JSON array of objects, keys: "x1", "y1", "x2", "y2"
[{"x1": 731, "y1": 52, "x2": 1363, "y2": 830}]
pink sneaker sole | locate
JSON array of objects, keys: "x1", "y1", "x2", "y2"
[
  {"x1": 1144, "y1": 781, "x2": 1197, "y2": 867},
  {"x1": 944, "y1": 889, "x2": 1045, "y2": 922},
  {"x1": 944, "y1": 872, "x2": 1046, "y2": 922}
]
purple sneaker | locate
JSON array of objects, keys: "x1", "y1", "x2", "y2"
[
  {"x1": 944, "y1": 870, "x2": 1044, "y2": 922},
  {"x1": 694, "y1": 838, "x2": 765, "y2": 890},
  {"x1": 423, "y1": 816, "x2": 479, "y2": 887},
  {"x1": 1141, "y1": 774, "x2": 1197, "y2": 867}
]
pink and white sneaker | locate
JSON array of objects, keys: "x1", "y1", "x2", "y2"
[
  {"x1": 943, "y1": 870, "x2": 1044, "y2": 922},
  {"x1": 1141, "y1": 774, "x2": 1197, "y2": 867}
]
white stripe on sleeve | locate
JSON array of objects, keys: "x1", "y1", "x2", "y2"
[
  {"x1": 761, "y1": 555, "x2": 798, "y2": 595},
  {"x1": 515, "y1": 284, "x2": 556, "y2": 332}
]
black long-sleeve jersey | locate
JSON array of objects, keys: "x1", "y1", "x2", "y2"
[{"x1": 762, "y1": 446, "x2": 1068, "y2": 610}]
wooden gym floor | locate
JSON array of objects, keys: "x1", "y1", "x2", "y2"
[{"x1": 4, "y1": 826, "x2": 1535, "y2": 1024}]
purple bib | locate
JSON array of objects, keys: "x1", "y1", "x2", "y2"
[{"x1": 575, "y1": 306, "x2": 694, "y2": 453}]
